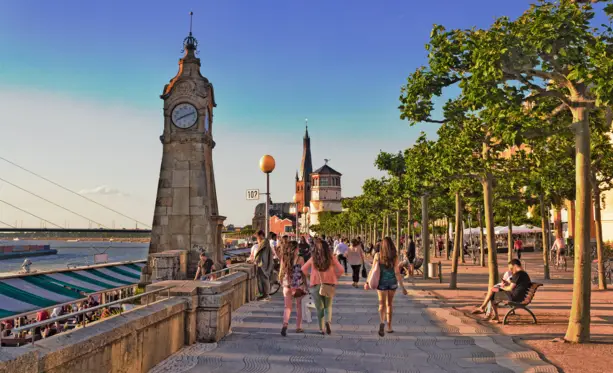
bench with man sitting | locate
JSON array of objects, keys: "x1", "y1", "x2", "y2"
[{"x1": 472, "y1": 259, "x2": 542, "y2": 325}]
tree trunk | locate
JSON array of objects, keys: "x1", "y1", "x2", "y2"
[
  {"x1": 483, "y1": 172, "x2": 499, "y2": 288},
  {"x1": 421, "y1": 194, "x2": 429, "y2": 279},
  {"x1": 396, "y1": 210, "x2": 401, "y2": 250},
  {"x1": 382, "y1": 215, "x2": 386, "y2": 240},
  {"x1": 460, "y1": 220, "x2": 465, "y2": 264},
  {"x1": 450, "y1": 193, "x2": 462, "y2": 289},
  {"x1": 565, "y1": 105, "x2": 591, "y2": 343},
  {"x1": 407, "y1": 199, "x2": 412, "y2": 250},
  {"x1": 540, "y1": 194, "x2": 550, "y2": 280},
  {"x1": 478, "y1": 208, "x2": 485, "y2": 267},
  {"x1": 445, "y1": 216, "x2": 451, "y2": 260},
  {"x1": 387, "y1": 214, "x2": 391, "y2": 237},
  {"x1": 593, "y1": 180, "x2": 607, "y2": 290},
  {"x1": 507, "y1": 216, "x2": 513, "y2": 263}
]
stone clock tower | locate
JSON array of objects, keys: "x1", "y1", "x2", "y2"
[{"x1": 148, "y1": 26, "x2": 225, "y2": 276}]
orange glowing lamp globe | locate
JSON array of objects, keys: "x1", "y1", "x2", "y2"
[{"x1": 259, "y1": 155, "x2": 276, "y2": 173}]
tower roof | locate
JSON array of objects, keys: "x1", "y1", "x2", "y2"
[
  {"x1": 298, "y1": 119, "x2": 312, "y2": 181},
  {"x1": 312, "y1": 164, "x2": 342, "y2": 176}
]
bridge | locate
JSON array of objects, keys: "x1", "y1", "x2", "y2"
[{"x1": 0, "y1": 156, "x2": 152, "y2": 231}]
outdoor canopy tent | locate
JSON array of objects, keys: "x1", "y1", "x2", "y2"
[
  {"x1": 494, "y1": 225, "x2": 542, "y2": 235},
  {"x1": 0, "y1": 262, "x2": 145, "y2": 319}
]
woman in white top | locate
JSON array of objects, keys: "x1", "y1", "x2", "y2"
[{"x1": 347, "y1": 239, "x2": 365, "y2": 288}]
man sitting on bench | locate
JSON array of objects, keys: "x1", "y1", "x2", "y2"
[
  {"x1": 471, "y1": 262, "x2": 513, "y2": 315},
  {"x1": 478, "y1": 259, "x2": 531, "y2": 323}
]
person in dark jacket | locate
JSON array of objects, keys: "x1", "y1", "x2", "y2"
[{"x1": 255, "y1": 230, "x2": 274, "y2": 301}]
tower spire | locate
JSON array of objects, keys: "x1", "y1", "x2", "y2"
[{"x1": 183, "y1": 11, "x2": 198, "y2": 52}]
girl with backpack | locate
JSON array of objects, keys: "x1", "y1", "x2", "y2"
[
  {"x1": 279, "y1": 240, "x2": 306, "y2": 336},
  {"x1": 301, "y1": 238, "x2": 344, "y2": 335}
]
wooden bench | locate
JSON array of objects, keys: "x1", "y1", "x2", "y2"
[{"x1": 502, "y1": 282, "x2": 543, "y2": 325}]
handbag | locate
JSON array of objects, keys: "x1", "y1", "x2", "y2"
[
  {"x1": 316, "y1": 268, "x2": 336, "y2": 298},
  {"x1": 361, "y1": 261, "x2": 367, "y2": 279},
  {"x1": 366, "y1": 256, "x2": 380, "y2": 290}
]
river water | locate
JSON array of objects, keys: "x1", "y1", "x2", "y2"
[{"x1": 0, "y1": 240, "x2": 148, "y2": 276}]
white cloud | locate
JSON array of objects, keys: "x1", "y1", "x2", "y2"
[{"x1": 78, "y1": 185, "x2": 129, "y2": 197}]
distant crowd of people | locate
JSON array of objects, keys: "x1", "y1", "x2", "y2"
[{"x1": 1, "y1": 288, "x2": 135, "y2": 346}]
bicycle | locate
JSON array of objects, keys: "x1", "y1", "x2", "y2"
[
  {"x1": 592, "y1": 258, "x2": 613, "y2": 285},
  {"x1": 269, "y1": 265, "x2": 281, "y2": 296}
]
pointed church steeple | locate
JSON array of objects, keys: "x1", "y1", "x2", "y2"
[{"x1": 298, "y1": 118, "x2": 313, "y2": 213}]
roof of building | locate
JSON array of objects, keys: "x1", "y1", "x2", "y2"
[{"x1": 312, "y1": 164, "x2": 342, "y2": 176}]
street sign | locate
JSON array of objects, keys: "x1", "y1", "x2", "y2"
[{"x1": 246, "y1": 189, "x2": 260, "y2": 200}]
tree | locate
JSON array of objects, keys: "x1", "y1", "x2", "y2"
[
  {"x1": 400, "y1": 0, "x2": 613, "y2": 342},
  {"x1": 590, "y1": 109, "x2": 613, "y2": 290}
]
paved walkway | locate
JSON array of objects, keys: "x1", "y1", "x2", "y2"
[{"x1": 150, "y1": 276, "x2": 556, "y2": 373}]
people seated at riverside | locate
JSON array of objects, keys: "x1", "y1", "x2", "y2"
[{"x1": 472, "y1": 259, "x2": 531, "y2": 323}]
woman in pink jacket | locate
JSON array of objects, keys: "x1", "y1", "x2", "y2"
[{"x1": 302, "y1": 238, "x2": 344, "y2": 335}]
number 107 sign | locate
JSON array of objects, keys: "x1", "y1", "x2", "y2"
[{"x1": 246, "y1": 189, "x2": 260, "y2": 200}]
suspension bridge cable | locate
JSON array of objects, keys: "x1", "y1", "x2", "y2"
[
  {"x1": 0, "y1": 176, "x2": 109, "y2": 228},
  {"x1": 0, "y1": 155, "x2": 151, "y2": 228},
  {"x1": 0, "y1": 199, "x2": 64, "y2": 228},
  {"x1": 0, "y1": 219, "x2": 16, "y2": 228}
]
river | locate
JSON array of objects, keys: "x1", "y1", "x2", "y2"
[{"x1": 0, "y1": 240, "x2": 148, "y2": 276}]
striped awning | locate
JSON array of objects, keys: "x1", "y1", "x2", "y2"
[{"x1": 0, "y1": 262, "x2": 144, "y2": 319}]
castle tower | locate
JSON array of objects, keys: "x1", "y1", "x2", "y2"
[
  {"x1": 295, "y1": 120, "x2": 313, "y2": 214},
  {"x1": 310, "y1": 161, "x2": 342, "y2": 226},
  {"x1": 148, "y1": 16, "x2": 225, "y2": 275}
]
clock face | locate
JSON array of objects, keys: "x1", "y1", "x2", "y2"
[
  {"x1": 204, "y1": 110, "x2": 210, "y2": 132},
  {"x1": 171, "y1": 103, "x2": 198, "y2": 129}
]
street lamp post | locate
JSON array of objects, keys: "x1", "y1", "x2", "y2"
[
  {"x1": 260, "y1": 155, "x2": 276, "y2": 236},
  {"x1": 303, "y1": 206, "x2": 310, "y2": 236},
  {"x1": 292, "y1": 194, "x2": 298, "y2": 238}
]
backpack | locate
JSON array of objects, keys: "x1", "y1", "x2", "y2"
[{"x1": 289, "y1": 256, "x2": 306, "y2": 298}]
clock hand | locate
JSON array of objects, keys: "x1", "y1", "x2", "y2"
[{"x1": 177, "y1": 112, "x2": 196, "y2": 120}]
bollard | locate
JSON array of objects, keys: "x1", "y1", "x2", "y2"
[{"x1": 438, "y1": 261, "x2": 443, "y2": 283}]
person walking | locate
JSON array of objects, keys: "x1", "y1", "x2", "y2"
[
  {"x1": 255, "y1": 230, "x2": 274, "y2": 301},
  {"x1": 513, "y1": 237, "x2": 523, "y2": 260},
  {"x1": 334, "y1": 238, "x2": 349, "y2": 274},
  {"x1": 279, "y1": 241, "x2": 306, "y2": 336},
  {"x1": 366, "y1": 237, "x2": 407, "y2": 336},
  {"x1": 302, "y1": 239, "x2": 343, "y2": 335},
  {"x1": 298, "y1": 236, "x2": 311, "y2": 262},
  {"x1": 347, "y1": 238, "x2": 365, "y2": 287}
]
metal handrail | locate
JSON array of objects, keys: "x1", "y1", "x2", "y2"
[
  {"x1": 0, "y1": 283, "x2": 138, "y2": 324},
  {"x1": 195, "y1": 263, "x2": 242, "y2": 280},
  {"x1": 8, "y1": 285, "x2": 175, "y2": 345}
]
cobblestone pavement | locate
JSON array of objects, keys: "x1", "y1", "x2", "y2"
[{"x1": 150, "y1": 276, "x2": 557, "y2": 373}]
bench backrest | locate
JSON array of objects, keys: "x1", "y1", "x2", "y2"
[{"x1": 520, "y1": 283, "x2": 543, "y2": 305}]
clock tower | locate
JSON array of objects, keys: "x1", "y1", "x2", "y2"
[{"x1": 149, "y1": 17, "x2": 225, "y2": 275}]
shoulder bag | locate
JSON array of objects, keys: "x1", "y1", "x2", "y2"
[
  {"x1": 316, "y1": 267, "x2": 336, "y2": 298},
  {"x1": 366, "y1": 255, "x2": 380, "y2": 290}
]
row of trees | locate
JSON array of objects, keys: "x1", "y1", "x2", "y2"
[{"x1": 313, "y1": 0, "x2": 613, "y2": 344}]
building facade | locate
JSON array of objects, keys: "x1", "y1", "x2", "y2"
[
  {"x1": 309, "y1": 163, "x2": 343, "y2": 227},
  {"x1": 295, "y1": 125, "x2": 313, "y2": 214}
]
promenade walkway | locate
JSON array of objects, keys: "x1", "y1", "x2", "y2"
[{"x1": 151, "y1": 275, "x2": 556, "y2": 373}]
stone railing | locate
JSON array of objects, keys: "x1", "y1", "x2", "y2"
[{"x1": 0, "y1": 263, "x2": 257, "y2": 373}]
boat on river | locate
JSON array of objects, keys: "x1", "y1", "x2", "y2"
[{"x1": 0, "y1": 243, "x2": 58, "y2": 260}]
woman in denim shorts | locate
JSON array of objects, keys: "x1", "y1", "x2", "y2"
[{"x1": 373, "y1": 237, "x2": 408, "y2": 336}]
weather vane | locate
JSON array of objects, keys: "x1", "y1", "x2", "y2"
[
  {"x1": 305, "y1": 118, "x2": 308, "y2": 129},
  {"x1": 189, "y1": 11, "x2": 194, "y2": 35},
  {"x1": 324, "y1": 159, "x2": 331, "y2": 165}
]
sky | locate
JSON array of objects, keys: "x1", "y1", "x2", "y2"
[{"x1": 0, "y1": 0, "x2": 540, "y2": 228}]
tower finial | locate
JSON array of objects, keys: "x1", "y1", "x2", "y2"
[
  {"x1": 189, "y1": 11, "x2": 194, "y2": 35},
  {"x1": 304, "y1": 118, "x2": 309, "y2": 139},
  {"x1": 183, "y1": 11, "x2": 198, "y2": 52}
]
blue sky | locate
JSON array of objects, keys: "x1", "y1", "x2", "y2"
[{"x1": 0, "y1": 0, "x2": 539, "y2": 227}]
